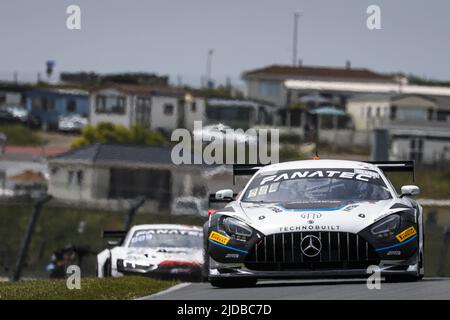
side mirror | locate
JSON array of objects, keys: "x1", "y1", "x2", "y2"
[
  {"x1": 107, "y1": 240, "x2": 120, "y2": 248},
  {"x1": 400, "y1": 185, "x2": 420, "y2": 198},
  {"x1": 215, "y1": 189, "x2": 234, "y2": 201}
]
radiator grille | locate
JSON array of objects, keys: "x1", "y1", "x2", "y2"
[{"x1": 245, "y1": 231, "x2": 379, "y2": 271}]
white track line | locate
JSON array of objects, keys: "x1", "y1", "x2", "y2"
[{"x1": 135, "y1": 282, "x2": 192, "y2": 300}]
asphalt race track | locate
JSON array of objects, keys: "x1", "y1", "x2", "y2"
[{"x1": 143, "y1": 278, "x2": 450, "y2": 300}]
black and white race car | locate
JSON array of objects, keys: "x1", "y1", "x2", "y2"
[
  {"x1": 204, "y1": 159, "x2": 424, "y2": 287},
  {"x1": 97, "y1": 224, "x2": 203, "y2": 280}
]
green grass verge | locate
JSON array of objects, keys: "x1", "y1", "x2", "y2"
[
  {"x1": 0, "y1": 204, "x2": 206, "y2": 279},
  {"x1": 0, "y1": 276, "x2": 176, "y2": 300},
  {"x1": 0, "y1": 124, "x2": 46, "y2": 146},
  {"x1": 386, "y1": 168, "x2": 450, "y2": 198}
]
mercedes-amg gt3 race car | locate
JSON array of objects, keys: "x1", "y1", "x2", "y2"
[
  {"x1": 97, "y1": 224, "x2": 203, "y2": 280},
  {"x1": 205, "y1": 159, "x2": 424, "y2": 288}
]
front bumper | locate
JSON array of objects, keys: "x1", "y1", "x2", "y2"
[
  {"x1": 209, "y1": 256, "x2": 420, "y2": 280},
  {"x1": 117, "y1": 260, "x2": 202, "y2": 280},
  {"x1": 207, "y1": 214, "x2": 420, "y2": 280}
]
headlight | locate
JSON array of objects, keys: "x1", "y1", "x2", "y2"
[
  {"x1": 223, "y1": 217, "x2": 253, "y2": 238},
  {"x1": 371, "y1": 214, "x2": 400, "y2": 236}
]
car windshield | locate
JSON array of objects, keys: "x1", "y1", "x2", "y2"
[
  {"x1": 128, "y1": 228, "x2": 203, "y2": 249},
  {"x1": 242, "y1": 168, "x2": 392, "y2": 203}
]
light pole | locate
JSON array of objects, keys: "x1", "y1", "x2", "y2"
[
  {"x1": 206, "y1": 49, "x2": 214, "y2": 88},
  {"x1": 292, "y1": 12, "x2": 302, "y2": 66}
]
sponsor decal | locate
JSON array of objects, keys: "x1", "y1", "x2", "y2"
[
  {"x1": 280, "y1": 225, "x2": 340, "y2": 232},
  {"x1": 396, "y1": 226, "x2": 417, "y2": 242},
  {"x1": 387, "y1": 250, "x2": 401, "y2": 256},
  {"x1": 373, "y1": 211, "x2": 396, "y2": 222},
  {"x1": 131, "y1": 229, "x2": 201, "y2": 244},
  {"x1": 343, "y1": 204, "x2": 359, "y2": 212},
  {"x1": 225, "y1": 253, "x2": 239, "y2": 259},
  {"x1": 260, "y1": 169, "x2": 380, "y2": 186},
  {"x1": 355, "y1": 169, "x2": 380, "y2": 179},
  {"x1": 270, "y1": 206, "x2": 283, "y2": 213},
  {"x1": 358, "y1": 213, "x2": 366, "y2": 218},
  {"x1": 258, "y1": 215, "x2": 265, "y2": 220},
  {"x1": 209, "y1": 231, "x2": 230, "y2": 245},
  {"x1": 300, "y1": 213, "x2": 322, "y2": 219}
]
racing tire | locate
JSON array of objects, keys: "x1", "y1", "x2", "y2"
[
  {"x1": 384, "y1": 274, "x2": 422, "y2": 283},
  {"x1": 210, "y1": 278, "x2": 257, "y2": 288},
  {"x1": 103, "y1": 258, "x2": 112, "y2": 277},
  {"x1": 201, "y1": 222, "x2": 210, "y2": 282},
  {"x1": 385, "y1": 251, "x2": 424, "y2": 283}
]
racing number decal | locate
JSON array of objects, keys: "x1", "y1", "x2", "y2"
[
  {"x1": 209, "y1": 231, "x2": 230, "y2": 245},
  {"x1": 396, "y1": 226, "x2": 417, "y2": 242}
]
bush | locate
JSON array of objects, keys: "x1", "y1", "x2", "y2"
[
  {"x1": 71, "y1": 122, "x2": 167, "y2": 149},
  {"x1": 0, "y1": 124, "x2": 46, "y2": 146}
]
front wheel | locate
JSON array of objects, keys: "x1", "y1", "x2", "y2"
[
  {"x1": 384, "y1": 274, "x2": 422, "y2": 283},
  {"x1": 210, "y1": 278, "x2": 257, "y2": 288},
  {"x1": 103, "y1": 258, "x2": 112, "y2": 277}
]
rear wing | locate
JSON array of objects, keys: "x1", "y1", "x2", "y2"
[
  {"x1": 102, "y1": 230, "x2": 128, "y2": 245},
  {"x1": 366, "y1": 160, "x2": 415, "y2": 182},
  {"x1": 232, "y1": 164, "x2": 266, "y2": 184}
]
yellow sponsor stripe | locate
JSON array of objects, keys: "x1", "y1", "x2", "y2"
[
  {"x1": 209, "y1": 231, "x2": 230, "y2": 245},
  {"x1": 396, "y1": 226, "x2": 417, "y2": 242}
]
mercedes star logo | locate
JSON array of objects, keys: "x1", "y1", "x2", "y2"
[{"x1": 300, "y1": 235, "x2": 322, "y2": 257}]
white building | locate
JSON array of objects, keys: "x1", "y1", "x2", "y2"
[
  {"x1": 346, "y1": 94, "x2": 441, "y2": 130},
  {"x1": 89, "y1": 84, "x2": 205, "y2": 132},
  {"x1": 347, "y1": 94, "x2": 450, "y2": 164}
]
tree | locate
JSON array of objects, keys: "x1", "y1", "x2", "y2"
[{"x1": 71, "y1": 122, "x2": 167, "y2": 149}]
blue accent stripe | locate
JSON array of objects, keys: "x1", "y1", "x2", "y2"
[
  {"x1": 283, "y1": 205, "x2": 347, "y2": 212},
  {"x1": 375, "y1": 235, "x2": 417, "y2": 252},
  {"x1": 208, "y1": 239, "x2": 249, "y2": 254}
]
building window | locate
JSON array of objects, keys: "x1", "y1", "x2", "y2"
[
  {"x1": 76, "y1": 170, "x2": 84, "y2": 186},
  {"x1": 51, "y1": 166, "x2": 59, "y2": 175},
  {"x1": 427, "y1": 108, "x2": 434, "y2": 121},
  {"x1": 191, "y1": 101, "x2": 197, "y2": 112},
  {"x1": 376, "y1": 107, "x2": 381, "y2": 117},
  {"x1": 95, "y1": 95, "x2": 106, "y2": 113},
  {"x1": 258, "y1": 80, "x2": 281, "y2": 98},
  {"x1": 67, "y1": 99, "x2": 76, "y2": 113},
  {"x1": 390, "y1": 106, "x2": 397, "y2": 120},
  {"x1": 68, "y1": 171, "x2": 74, "y2": 186},
  {"x1": 367, "y1": 107, "x2": 372, "y2": 118},
  {"x1": 32, "y1": 97, "x2": 42, "y2": 111},
  {"x1": 32, "y1": 97, "x2": 54, "y2": 112},
  {"x1": 137, "y1": 97, "x2": 151, "y2": 108},
  {"x1": 163, "y1": 104, "x2": 174, "y2": 116},
  {"x1": 95, "y1": 94, "x2": 126, "y2": 114},
  {"x1": 409, "y1": 138, "x2": 423, "y2": 163}
]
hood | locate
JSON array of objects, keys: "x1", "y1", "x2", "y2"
[
  {"x1": 113, "y1": 246, "x2": 203, "y2": 265},
  {"x1": 230, "y1": 199, "x2": 408, "y2": 235}
]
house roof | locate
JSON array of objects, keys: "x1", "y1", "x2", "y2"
[
  {"x1": 207, "y1": 98, "x2": 273, "y2": 108},
  {"x1": 28, "y1": 87, "x2": 89, "y2": 96},
  {"x1": 50, "y1": 143, "x2": 174, "y2": 165},
  {"x1": 8, "y1": 170, "x2": 47, "y2": 183},
  {"x1": 91, "y1": 83, "x2": 197, "y2": 98},
  {"x1": 242, "y1": 65, "x2": 394, "y2": 82},
  {"x1": 348, "y1": 93, "x2": 437, "y2": 103}
]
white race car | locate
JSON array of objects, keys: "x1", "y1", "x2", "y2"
[
  {"x1": 205, "y1": 159, "x2": 424, "y2": 287},
  {"x1": 97, "y1": 224, "x2": 204, "y2": 280}
]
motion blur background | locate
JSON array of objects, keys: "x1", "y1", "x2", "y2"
[{"x1": 0, "y1": 0, "x2": 449, "y2": 280}]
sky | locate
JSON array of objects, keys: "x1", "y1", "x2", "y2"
[{"x1": 0, "y1": 0, "x2": 449, "y2": 87}]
